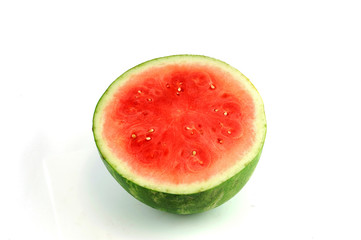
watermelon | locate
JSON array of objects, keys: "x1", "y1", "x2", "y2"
[{"x1": 92, "y1": 55, "x2": 266, "y2": 214}]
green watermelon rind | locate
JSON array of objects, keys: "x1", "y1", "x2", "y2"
[
  {"x1": 93, "y1": 54, "x2": 267, "y2": 214},
  {"x1": 99, "y1": 145, "x2": 263, "y2": 214}
]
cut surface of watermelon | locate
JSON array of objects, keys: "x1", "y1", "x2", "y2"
[{"x1": 93, "y1": 55, "x2": 266, "y2": 213}]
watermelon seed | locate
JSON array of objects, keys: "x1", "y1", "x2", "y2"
[
  {"x1": 131, "y1": 134, "x2": 137, "y2": 139},
  {"x1": 214, "y1": 108, "x2": 219, "y2": 112},
  {"x1": 166, "y1": 83, "x2": 170, "y2": 88},
  {"x1": 192, "y1": 150, "x2": 197, "y2": 156},
  {"x1": 224, "y1": 112, "x2": 228, "y2": 116},
  {"x1": 177, "y1": 87, "x2": 182, "y2": 92},
  {"x1": 191, "y1": 131, "x2": 194, "y2": 135},
  {"x1": 227, "y1": 130, "x2": 231, "y2": 135},
  {"x1": 147, "y1": 98, "x2": 152, "y2": 102},
  {"x1": 210, "y1": 84, "x2": 216, "y2": 90},
  {"x1": 185, "y1": 126, "x2": 191, "y2": 130},
  {"x1": 148, "y1": 128, "x2": 155, "y2": 133},
  {"x1": 145, "y1": 137, "x2": 152, "y2": 141},
  {"x1": 217, "y1": 138, "x2": 223, "y2": 144},
  {"x1": 138, "y1": 90, "x2": 142, "y2": 93},
  {"x1": 176, "y1": 92, "x2": 180, "y2": 96}
]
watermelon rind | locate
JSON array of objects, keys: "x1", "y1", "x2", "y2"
[
  {"x1": 100, "y1": 143, "x2": 263, "y2": 214},
  {"x1": 93, "y1": 55, "x2": 266, "y2": 214}
]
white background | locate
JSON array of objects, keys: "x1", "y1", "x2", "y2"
[{"x1": 1, "y1": 0, "x2": 361, "y2": 239}]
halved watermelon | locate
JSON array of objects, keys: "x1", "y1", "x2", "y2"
[{"x1": 93, "y1": 55, "x2": 266, "y2": 214}]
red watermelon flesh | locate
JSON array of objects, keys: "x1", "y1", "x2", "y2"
[{"x1": 102, "y1": 63, "x2": 255, "y2": 185}]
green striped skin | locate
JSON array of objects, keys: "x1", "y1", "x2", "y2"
[
  {"x1": 93, "y1": 55, "x2": 266, "y2": 214},
  {"x1": 99, "y1": 147, "x2": 263, "y2": 214}
]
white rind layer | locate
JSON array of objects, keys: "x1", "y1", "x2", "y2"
[{"x1": 93, "y1": 55, "x2": 266, "y2": 194}]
